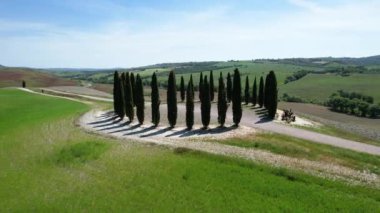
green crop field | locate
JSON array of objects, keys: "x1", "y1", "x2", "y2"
[
  {"x1": 0, "y1": 88, "x2": 379, "y2": 211},
  {"x1": 280, "y1": 73, "x2": 380, "y2": 103}
]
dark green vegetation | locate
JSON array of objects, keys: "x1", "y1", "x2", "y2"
[
  {"x1": 180, "y1": 76, "x2": 185, "y2": 102},
  {"x1": 1, "y1": 89, "x2": 380, "y2": 211},
  {"x1": 226, "y1": 72, "x2": 232, "y2": 103},
  {"x1": 135, "y1": 74, "x2": 145, "y2": 124},
  {"x1": 232, "y1": 69, "x2": 242, "y2": 126},
  {"x1": 217, "y1": 73, "x2": 228, "y2": 127},
  {"x1": 258, "y1": 76, "x2": 264, "y2": 108},
  {"x1": 151, "y1": 73, "x2": 160, "y2": 126},
  {"x1": 123, "y1": 72, "x2": 134, "y2": 121},
  {"x1": 199, "y1": 72, "x2": 203, "y2": 101},
  {"x1": 244, "y1": 76, "x2": 250, "y2": 105},
  {"x1": 264, "y1": 71, "x2": 278, "y2": 119},
  {"x1": 209, "y1": 70, "x2": 215, "y2": 102},
  {"x1": 113, "y1": 71, "x2": 125, "y2": 118},
  {"x1": 167, "y1": 71, "x2": 177, "y2": 128},
  {"x1": 327, "y1": 90, "x2": 380, "y2": 118},
  {"x1": 252, "y1": 77, "x2": 257, "y2": 106},
  {"x1": 201, "y1": 76, "x2": 211, "y2": 128},
  {"x1": 186, "y1": 75, "x2": 194, "y2": 129}
]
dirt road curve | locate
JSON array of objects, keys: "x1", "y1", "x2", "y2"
[{"x1": 20, "y1": 88, "x2": 380, "y2": 156}]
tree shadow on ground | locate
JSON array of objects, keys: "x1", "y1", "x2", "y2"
[
  {"x1": 109, "y1": 123, "x2": 140, "y2": 133},
  {"x1": 124, "y1": 125, "x2": 157, "y2": 136},
  {"x1": 88, "y1": 115, "x2": 119, "y2": 125},
  {"x1": 140, "y1": 127, "x2": 172, "y2": 138},
  {"x1": 176, "y1": 125, "x2": 236, "y2": 138},
  {"x1": 255, "y1": 116, "x2": 272, "y2": 124},
  {"x1": 97, "y1": 121, "x2": 131, "y2": 131}
]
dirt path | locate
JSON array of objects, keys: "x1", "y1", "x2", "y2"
[{"x1": 79, "y1": 109, "x2": 379, "y2": 186}]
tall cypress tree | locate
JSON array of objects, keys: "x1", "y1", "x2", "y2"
[
  {"x1": 227, "y1": 72, "x2": 232, "y2": 103},
  {"x1": 124, "y1": 72, "x2": 134, "y2": 121},
  {"x1": 180, "y1": 76, "x2": 185, "y2": 102},
  {"x1": 266, "y1": 71, "x2": 278, "y2": 119},
  {"x1": 186, "y1": 75, "x2": 194, "y2": 129},
  {"x1": 264, "y1": 74, "x2": 270, "y2": 109},
  {"x1": 130, "y1": 73, "x2": 136, "y2": 106},
  {"x1": 232, "y1": 68, "x2": 242, "y2": 126},
  {"x1": 258, "y1": 76, "x2": 264, "y2": 108},
  {"x1": 116, "y1": 72, "x2": 125, "y2": 119},
  {"x1": 113, "y1": 71, "x2": 119, "y2": 113},
  {"x1": 167, "y1": 71, "x2": 177, "y2": 128},
  {"x1": 244, "y1": 76, "x2": 250, "y2": 105},
  {"x1": 201, "y1": 76, "x2": 211, "y2": 128},
  {"x1": 151, "y1": 73, "x2": 160, "y2": 127},
  {"x1": 135, "y1": 74, "x2": 144, "y2": 124},
  {"x1": 252, "y1": 77, "x2": 257, "y2": 106},
  {"x1": 217, "y1": 72, "x2": 228, "y2": 127},
  {"x1": 113, "y1": 71, "x2": 125, "y2": 119},
  {"x1": 210, "y1": 70, "x2": 214, "y2": 102},
  {"x1": 199, "y1": 72, "x2": 203, "y2": 101}
]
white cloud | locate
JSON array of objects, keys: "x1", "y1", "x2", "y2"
[{"x1": 0, "y1": 1, "x2": 379, "y2": 68}]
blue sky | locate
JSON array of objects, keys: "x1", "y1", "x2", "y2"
[{"x1": 0, "y1": 0, "x2": 379, "y2": 68}]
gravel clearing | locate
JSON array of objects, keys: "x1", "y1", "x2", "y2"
[{"x1": 79, "y1": 109, "x2": 379, "y2": 187}]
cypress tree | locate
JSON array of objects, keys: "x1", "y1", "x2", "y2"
[
  {"x1": 151, "y1": 73, "x2": 160, "y2": 127},
  {"x1": 232, "y1": 69, "x2": 242, "y2": 126},
  {"x1": 199, "y1": 72, "x2": 203, "y2": 101},
  {"x1": 264, "y1": 74, "x2": 270, "y2": 109},
  {"x1": 217, "y1": 73, "x2": 228, "y2": 127},
  {"x1": 130, "y1": 73, "x2": 136, "y2": 106},
  {"x1": 180, "y1": 76, "x2": 185, "y2": 102},
  {"x1": 135, "y1": 74, "x2": 144, "y2": 125},
  {"x1": 115, "y1": 72, "x2": 125, "y2": 119},
  {"x1": 258, "y1": 76, "x2": 264, "y2": 108},
  {"x1": 167, "y1": 71, "x2": 177, "y2": 128},
  {"x1": 226, "y1": 72, "x2": 232, "y2": 103},
  {"x1": 113, "y1": 71, "x2": 118, "y2": 113},
  {"x1": 210, "y1": 70, "x2": 214, "y2": 102},
  {"x1": 201, "y1": 76, "x2": 211, "y2": 128},
  {"x1": 186, "y1": 75, "x2": 194, "y2": 129},
  {"x1": 124, "y1": 72, "x2": 134, "y2": 121},
  {"x1": 266, "y1": 71, "x2": 278, "y2": 119},
  {"x1": 244, "y1": 76, "x2": 250, "y2": 105},
  {"x1": 252, "y1": 77, "x2": 257, "y2": 106},
  {"x1": 22, "y1": 80, "x2": 26, "y2": 88}
]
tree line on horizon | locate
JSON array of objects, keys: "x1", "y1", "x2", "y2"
[{"x1": 113, "y1": 69, "x2": 278, "y2": 129}]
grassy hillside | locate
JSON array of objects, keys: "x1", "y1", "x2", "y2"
[
  {"x1": 0, "y1": 88, "x2": 379, "y2": 211},
  {"x1": 280, "y1": 73, "x2": 380, "y2": 103},
  {"x1": 0, "y1": 66, "x2": 77, "y2": 88}
]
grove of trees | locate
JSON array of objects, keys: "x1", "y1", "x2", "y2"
[
  {"x1": 112, "y1": 69, "x2": 279, "y2": 130},
  {"x1": 327, "y1": 90, "x2": 380, "y2": 118}
]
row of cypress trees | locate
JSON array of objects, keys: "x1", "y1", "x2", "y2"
[
  {"x1": 243, "y1": 71, "x2": 278, "y2": 119},
  {"x1": 113, "y1": 71, "x2": 145, "y2": 124},
  {"x1": 113, "y1": 69, "x2": 277, "y2": 128}
]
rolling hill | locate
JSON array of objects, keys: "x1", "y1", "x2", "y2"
[{"x1": 0, "y1": 66, "x2": 77, "y2": 88}]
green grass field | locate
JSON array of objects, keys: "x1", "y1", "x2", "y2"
[
  {"x1": 1, "y1": 89, "x2": 379, "y2": 211},
  {"x1": 280, "y1": 73, "x2": 380, "y2": 103}
]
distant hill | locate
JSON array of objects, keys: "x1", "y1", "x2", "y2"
[{"x1": 0, "y1": 66, "x2": 77, "y2": 88}]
